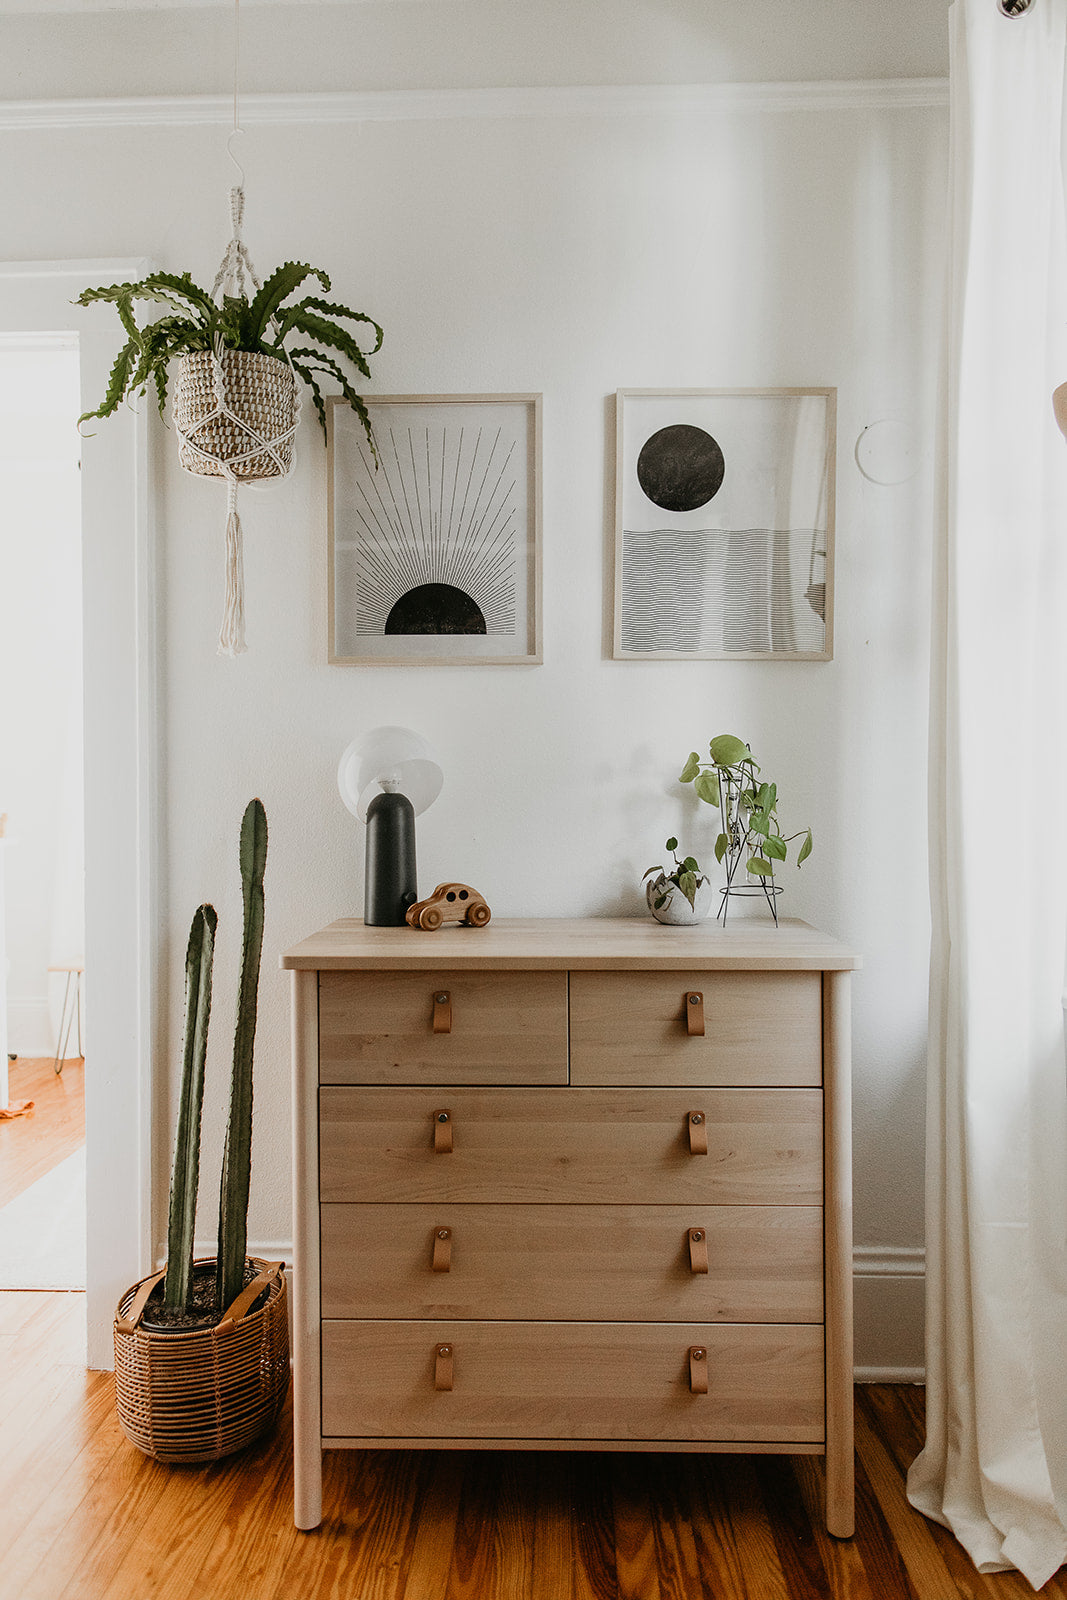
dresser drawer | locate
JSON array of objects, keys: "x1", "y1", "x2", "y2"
[
  {"x1": 319, "y1": 1087, "x2": 823, "y2": 1206},
  {"x1": 321, "y1": 1319, "x2": 825, "y2": 1444},
  {"x1": 321, "y1": 1202, "x2": 823, "y2": 1323},
  {"x1": 570, "y1": 971, "x2": 822, "y2": 1087},
  {"x1": 318, "y1": 970, "x2": 568, "y2": 1085}
]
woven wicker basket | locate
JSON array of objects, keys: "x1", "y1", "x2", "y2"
[
  {"x1": 113, "y1": 1257, "x2": 290, "y2": 1464},
  {"x1": 173, "y1": 350, "x2": 297, "y2": 482}
]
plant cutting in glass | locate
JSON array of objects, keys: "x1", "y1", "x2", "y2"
[
  {"x1": 643, "y1": 837, "x2": 706, "y2": 911},
  {"x1": 680, "y1": 734, "x2": 812, "y2": 924}
]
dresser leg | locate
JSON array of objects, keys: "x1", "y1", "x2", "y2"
[
  {"x1": 294, "y1": 1446, "x2": 323, "y2": 1532},
  {"x1": 823, "y1": 968, "x2": 854, "y2": 1538}
]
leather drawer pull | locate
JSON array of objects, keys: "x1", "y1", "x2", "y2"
[
  {"x1": 433, "y1": 1110, "x2": 453, "y2": 1153},
  {"x1": 687, "y1": 1110, "x2": 708, "y2": 1155},
  {"x1": 435, "y1": 1344, "x2": 454, "y2": 1391},
  {"x1": 685, "y1": 991, "x2": 705, "y2": 1037},
  {"x1": 689, "y1": 1346, "x2": 709, "y2": 1395},
  {"x1": 432, "y1": 1227, "x2": 452, "y2": 1272},
  {"x1": 432, "y1": 990, "x2": 452, "y2": 1034},
  {"x1": 688, "y1": 1227, "x2": 709, "y2": 1274}
]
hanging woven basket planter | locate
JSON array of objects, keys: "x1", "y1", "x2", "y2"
[
  {"x1": 113, "y1": 1257, "x2": 289, "y2": 1465},
  {"x1": 174, "y1": 349, "x2": 298, "y2": 483}
]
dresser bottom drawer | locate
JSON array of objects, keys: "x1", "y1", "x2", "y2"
[{"x1": 321, "y1": 1320, "x2": 824, "y2": 1444}]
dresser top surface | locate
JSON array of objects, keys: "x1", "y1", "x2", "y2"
[{"x1": 280, "y1": 917, "x2": 859, "y2": 972}]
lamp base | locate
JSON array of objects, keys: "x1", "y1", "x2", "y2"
[{"x1": 364, "y1": 791, "x2": 417, "y2": 926}]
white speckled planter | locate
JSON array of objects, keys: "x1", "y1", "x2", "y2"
[{"x1": 645, "y1": 874, "x2": 713, "y2": 925}]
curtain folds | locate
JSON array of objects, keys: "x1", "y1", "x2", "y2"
[{"x1": 906, "y1": 1, "x2": 1067, "y2": 1588}]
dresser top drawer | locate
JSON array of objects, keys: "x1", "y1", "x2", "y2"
[
  {"x1": 319, "y1": 970, "x2": 568, "y2": 1085},
  {"x1": 571, "y1": 970, "x2": 821, "y2": 1088}
]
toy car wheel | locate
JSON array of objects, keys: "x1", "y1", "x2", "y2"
[
  {"x1": 420, "y1": 905, "x2": 443, "y2": 930},
  {"x1": 468, "y1": 902, "x2": 491, "y2": 927}
]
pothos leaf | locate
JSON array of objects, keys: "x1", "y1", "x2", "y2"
[
  {"x1": 709, "y1": 734, "x2": 751, "y2": 767},
  {"x1": 747, "y1": 856, "x2": 775, "y2": 877},
  {"x1": 763, "y1": 834, "x2": 788, "y2": 861},
  {"x1": 694, "y1": 770, "x2": 721, "y2": 807},
  {"x1": 679, "y1": 752, "x2": 701, "y2": 784},
  {"x1": 797, "y1": 829, "x2": 813, "y2": 866},
  {"x1": 714, "y1": 832, "x2": 729, "y2": 863}
]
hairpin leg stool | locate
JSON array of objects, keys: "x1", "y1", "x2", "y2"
[{"x1": 49, "y1": 963, "x2": 84, "y2": 1075}]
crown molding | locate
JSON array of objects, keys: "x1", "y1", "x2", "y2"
[{"x1": 0, "y1": 77, "x2": 949, "y2": 132}]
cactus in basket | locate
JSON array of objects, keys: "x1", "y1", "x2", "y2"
[
  {"x1": 216, "y1": 797, "x2": 268, "y2": 1312},
  {"x1": 162, "y1": 904, "x2": 217, "y2": 1312}
]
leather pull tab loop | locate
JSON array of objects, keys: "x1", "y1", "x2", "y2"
[
  {"x1": 689, "y1": 1346, "x2": 709, "y2": 1394},
  {"x1": 433, "y1": 991, "x2": 452, "y2": 1034},
  {"x1": 435, "y1": 1343, "x2": 454, "y2": 1391},
  {"x1": 434, "y1": 1110, "x2": 453, "y2": 1153},
  {"x1": 688, "y1": 1111, "x2": 708, "y2": 1155},
  {"x1": 686, "y1": 991, "x2": 705, "y2": 1037},
  {"x1": 688, "y1": 1227, "x2": 709, "y2": 1275},
  {"x1": 432, "y1": 1227, "x2": 452, "y2": 1272}
]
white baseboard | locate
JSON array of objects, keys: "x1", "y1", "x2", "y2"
[
  {"x1": 155, "y1": 1238, "x2": 927, "y2": 1381},
  {"x1": 853, "y1": 1245, "x2": 925, "y2": 1381},
  {"x1": 6, "y1": 998, "x2": 53, "y2": 1056}
]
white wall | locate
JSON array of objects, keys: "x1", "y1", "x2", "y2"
[
  {"x1": 0, "y1": 339, "x2": 83, "y2": 1056},
  {"x1": 0, "y1": 4, "x2": 948, "y2": 1374}
]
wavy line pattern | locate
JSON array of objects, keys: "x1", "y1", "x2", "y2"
[{"x1": 621, "y1": 527, "x2": 826, "y2": 654}]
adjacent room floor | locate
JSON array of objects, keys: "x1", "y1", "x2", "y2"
[{"x1": 0, "y1": 1054, "x2": 86, "y2": 1289}]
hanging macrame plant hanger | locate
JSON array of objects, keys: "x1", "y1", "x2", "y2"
[{"x1": 172, "y1": 184, "x2": 300, "y2": 656}]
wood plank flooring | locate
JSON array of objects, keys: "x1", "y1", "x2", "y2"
[
  {"x1": 0, "y1": 1055, "x2": 85, "y2": 1206},
  {"x1": 0, "y1": 1290, "x2": 1062, "y2": 1600}
]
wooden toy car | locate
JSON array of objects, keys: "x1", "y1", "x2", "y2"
[{"x1": 405, "y1": 883, "x2": 492, "y2": 931}]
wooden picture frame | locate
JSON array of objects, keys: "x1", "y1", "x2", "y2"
[
  {"x1": 328, "y1": 393, "x2": 542, "y2": 665},
  {"x1": 613, "y1": 388, "x2": 836, "y2": 661}
]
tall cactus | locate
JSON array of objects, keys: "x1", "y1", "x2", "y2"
[
  {"x1": 216, "y1": 798, "x2": 268, "y2": 1311},
  {"x1": 163, "y1": 904, "x2": 217, "y2": 1311}
]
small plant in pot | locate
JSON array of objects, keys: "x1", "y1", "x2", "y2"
[
  {"x1": 643, "y1": 838, "x2": 713, "y2": 925},
  {"x1": 113, "y1": 798, "x2": 290, "y2": 1464}
]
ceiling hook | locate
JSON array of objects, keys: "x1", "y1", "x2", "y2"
[{"x1": 998, "y1": 0, "x2": 1034, "y2": 15}]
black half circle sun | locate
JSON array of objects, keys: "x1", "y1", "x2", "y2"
[
  {"x1": 637, "y1": 424, "x2": 725, "y2": 512},
  {"x1": 386, "y1": 583, "x2": 487, "y2": 636},
  {"x1": 349, "y1": 421, "x2": 518, "y2": 637}
]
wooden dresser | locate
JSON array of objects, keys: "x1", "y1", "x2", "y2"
[{"x1": 283, "y1": 917, "x2": 859, "y2": 1536}]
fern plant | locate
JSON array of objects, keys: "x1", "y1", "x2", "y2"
[{"x1": 75, "y1": 263, "x2": 382, "y2": 445}]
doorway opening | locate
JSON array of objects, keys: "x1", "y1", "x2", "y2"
[{"x1": 0, "y1": 333, "x2": 86, "y2": 1292}]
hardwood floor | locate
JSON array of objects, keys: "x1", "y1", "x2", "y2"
[
  {"x1": 0, "y1": 1291, "x2": 1062, "y2": 1600},
  {"x1": 0, "y1": 1055, "x2": 85, "y2": 1206}
]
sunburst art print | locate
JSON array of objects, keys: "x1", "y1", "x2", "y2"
[
  {"x1": 329, "y1": 394, "x2": 542, "y2": 664},
  {"x1": 614, "y1": 389, "x2": 836, "y2": 661}
]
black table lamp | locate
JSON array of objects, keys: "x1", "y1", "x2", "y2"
[{"x1": 337, "y1": 727, "x2": 444, "y2": 925}]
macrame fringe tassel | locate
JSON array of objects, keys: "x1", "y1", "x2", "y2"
[{"x1": 218, "y1": 479, "x2": 247, "y2": 657}]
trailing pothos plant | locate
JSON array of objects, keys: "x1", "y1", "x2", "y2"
[
  {"x1": 680, "y1": 734, "x2": 812, "y2": 923},
  {"x1": 74, "y1": 263, "x2": 383, "y2": 446},
  {"x1": 643, "y1": 837, "x2": 706, "y2": 911}
]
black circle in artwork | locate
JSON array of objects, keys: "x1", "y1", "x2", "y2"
[
  {"x1": 385, "y1": 583, "x2": 487, "y2": 635},
  {"x1": 636, "y1": 424, "x2": 725, "y2": 512}
]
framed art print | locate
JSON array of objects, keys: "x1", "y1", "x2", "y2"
[
  {"x1": 328, "y1": 393, "x2": 542, "y2": 665},
  {"x1": 614, "y1": 388, "x2": 836, "y2": 661}
]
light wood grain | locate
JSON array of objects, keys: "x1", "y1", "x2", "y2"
[
  {"x1": 290, "y1": 969, "x2": 321, "y2": 1531},
  {"x1": 318, "y1": 968, "x2": 568, "y2": 1085},
  {"x1": 570, "y1": 969, "x2": 822, "y2": 1087},
  {"x1": 321, "y1": 1202, "x2": 824, "y2": 1323},
  {"x1": 319, "y1": 1087, "x2": 824, "y2": 1207},
  {"x1": 321, "y1": 1320, "x2": 825, "y2": 1444},
  {"x1": 823, "y1": 969, "x2": 855, "y2": 1539},
  {"x1": 281, "y1": 916, "x2": 861, "y2": 972}
]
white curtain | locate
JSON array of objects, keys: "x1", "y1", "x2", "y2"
[{"x1": 906, "y1": 0, "x2": 1067, "y2": 1588}]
